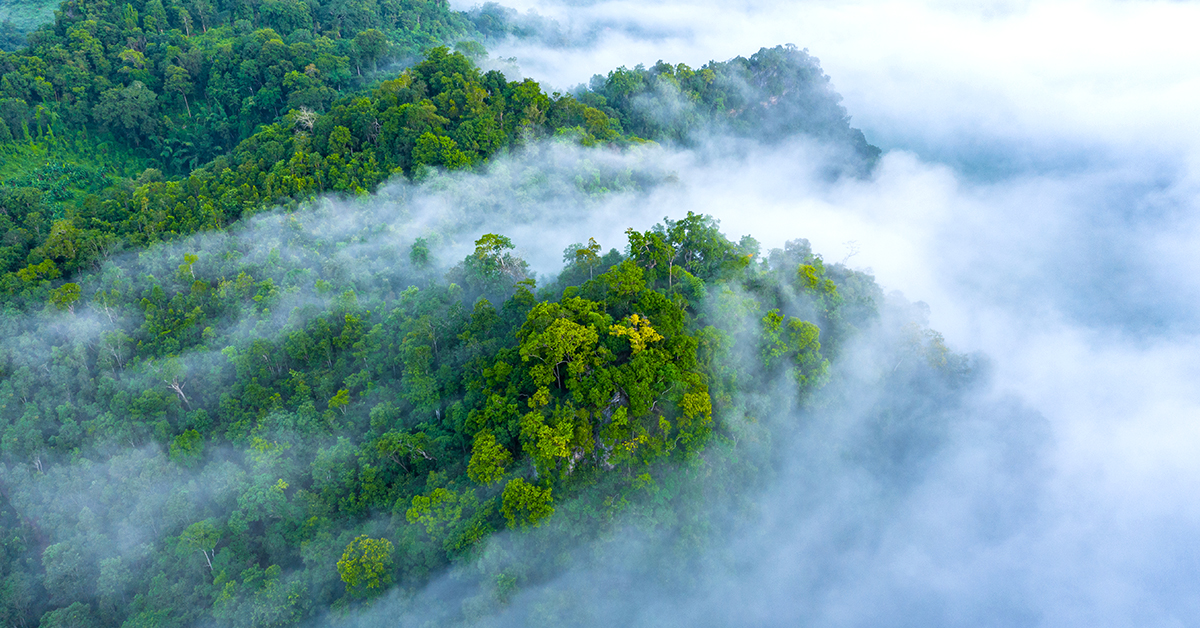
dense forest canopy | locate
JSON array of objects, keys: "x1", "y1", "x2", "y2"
[
  {"x1": 0, "y1": 167, "x2": 968, "y2": 625},
  {"x1": 0, "y1": 0, "x2": 876, "y2": 305},
  {"x1": 0, "y1": 0, "x2": 969, "y2": 626}
]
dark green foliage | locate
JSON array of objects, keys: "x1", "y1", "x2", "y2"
[
  {"x1": 0, "y1": 0, "x2": 491, "y2": 269},
  {"x1": 0, "y1": 0, "x2": 480, "y2": 157},
  {"x1": 0, "y1": 47, "x2": 631, "y2": 300},
  {"x1": 579, "y1": 45, "x2": 881, "y2": 173}
]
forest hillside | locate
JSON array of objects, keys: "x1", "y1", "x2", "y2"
[{"x1": 0, "y1": 1, "x2": 966, "y2": 626}]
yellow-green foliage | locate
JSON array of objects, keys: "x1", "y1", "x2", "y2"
[
  {"x1": 468, "y1": 431, "x2": 512, "y2": 485},
  {"x1": 407, "y1": 487, "x2": 468, "y2": 539},
  {"x1": 500, "y1": 478, "x2": 554, "y2": 529},
  {"x1": 609, "y1": 313, "x2": 664, "y2": 353},
  {"x1": 336, "y1": 535, "x2": 395, "y2": 598}
]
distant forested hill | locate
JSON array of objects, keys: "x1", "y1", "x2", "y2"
[
  {"x1": 578, "y1": 45, "x2": 880, "y2": 167},
  {"x1": 0, "y1": 0, "x2": 877, "y2": 304},
  {"x1": 0, "y1": 0, "x2": 58, "y2": 50},
  {"x1": 0, "y1": 43, "x2": 875, "y2": 309}
]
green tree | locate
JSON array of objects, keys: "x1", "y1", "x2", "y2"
[
  {"x1": 328, "y1": 125, "x2": 353, "y2": 155},
  {"x1": 169, "y1": 429, "x2": 204, "y2": 467},
  {"x1": 49, "y1": 283, "x2": 81, "y2": 313},
  {"x1": 353, "y1": 29, "x2": 388, "y2": 74},
  {"x1": 93, "y1": 82, "x2": 159, "y2": 145},
  {"x1": 467, "y1": 430, "x2": 510, "y2": 485},
  {"x1": 412, "y1": 132, "x2": 470, "y2": 171},
  {"x1": 500, "y1": 478, "x2": 553, "y2": 529},
  {"x1": 566, "y1": 237, "x2": 602, "y2": 279},
  {"x1": 164, "y1": 65, "x2": 194, "y2": 117},
  {"x1": 41, "y1": 541, "x2": 92, "y2": 605},
  {"x1": 410, "y1": 237, "x2": 431, "y2": 268},
  {"x1": 375, "y1": 430, "x2": 434, "y2": 472},
  {"x1": 328, "y1": 388, "x2": 350, "y2": 414},
  {"x1": 470, "y1": 233, "x2": 526, "y2": 281},
  {"x1": 179, "y1": 519, "x2": 221, "y2": 571},
  {"x1": 39, "y1": 602, "x2": 100, "y2": 628},
  {"x1": 336, "y1": 535, "x2": 394, "y2": 598},
  {"x1": 760, "y1": 308, "x2": 829, "y2": 393},
  {"x1": 406, "y1": 487, "x2": 467, "y2": 539}
]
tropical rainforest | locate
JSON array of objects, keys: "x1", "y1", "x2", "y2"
[{"x1": 0, "y1": 0, "x2": 967, "y2": 626}]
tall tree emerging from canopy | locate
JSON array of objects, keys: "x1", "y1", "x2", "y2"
[
  {"x1": 337, "y1": 536, "x2": 395, "y2": 598},
  {"x1": 354, "y1": 28, "x2": 388, "y2": 74},
  {"x1": 93, "y1": 82, "x2": 159, "y2": 145}
]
